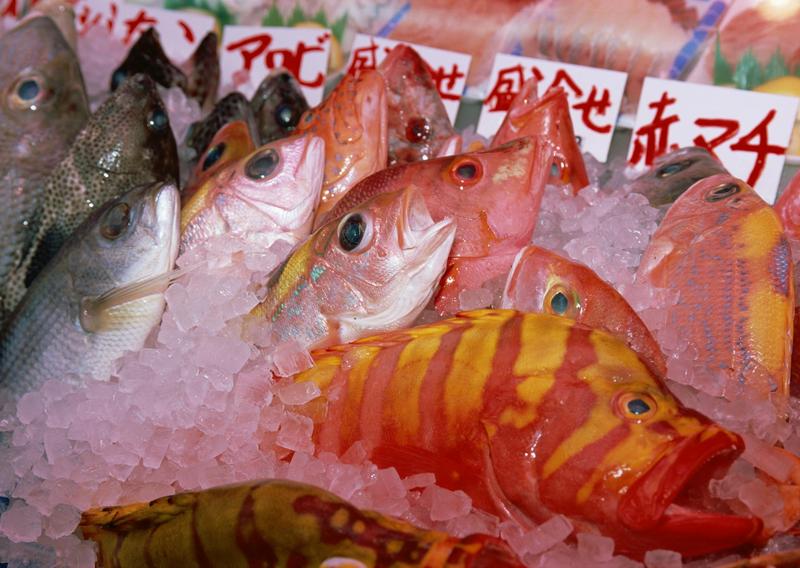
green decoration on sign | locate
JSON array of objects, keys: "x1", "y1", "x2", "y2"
[
  {"x1": 732, "y1": 50, "x2": 764, "y2": 90},
  {"x1": 712, "y1": 36, "x2": 733, "y2": 86},
  {"x1": 764, "y1": 49, "x2": 789, "y2": 81}
]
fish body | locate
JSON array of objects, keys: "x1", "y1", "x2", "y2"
[
  {"x1": 636, "y1": 174, "x2": 794, "y2": 400},
  {"x1": 325, "y1": 138, "x2": 552, "y2": 314},
  {"x1": 1, "y1": 74, "x2": 179, "y2": 316},
  {"x1": 775, "y1": 169, "x2": 800, "y2": 241},
  {"x1": 501, "y1": 245, "x2": 666, "y2": 376},
  {"x1": 492, "y1": 82, "x2": 588, "y2": 194},
  {"x1": 295, "y1": 71, "x2": 388, "y2": 225},
  {"x1": 0, "y1": 16, "x2": 89, "y2": 312},
  {"x1": 80, "y1": 479, "x2": 524, "y2": 568},
  {"x1": 180, "y1": 133, "x2": 324, "y2": 254},
  {"x1": 250, "y1": 68, "x2": 310, "y2": 144},
  {"x1": 292, "y1": 309, "x2": 762, "y2": 558},
  {"x1": 247, "y1": 187, "x2": 455, "y2": 350},
  {"x1": 0, "y1": 182, "x2": 179, "y2": 397},
  {"x1": 185, "y1": 91, "x2": 259, "y2": 160},
  {"x1": 377, "y1": 45, "x2": 457, "y2": 165}
]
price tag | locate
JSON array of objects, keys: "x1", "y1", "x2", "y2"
[
  {"x1": 628, "y1": 77, "x2": 799, "y2": 203},
  {"x1": 220, "y1": 25, "x2": 331, "y2": 106},
  {"x1": 71, "y1": 0, "x2": 216, "y2": 62},
  {"x1": 345, "y1": 33, "x2": 471, "y2": 124},
  {"x1": 477, "y1": 54, "x2": 628, "y2": 162}
]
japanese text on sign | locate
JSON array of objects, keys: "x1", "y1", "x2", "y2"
[
  {"x1": 344, "y1": 33, "x2": 471, "y2": 124},
  {"x1": 628, "y1": 78, "x2": 798, "y2": 203},
  {"x1": 477, "y1": 54, "x2": 628, "y2": 162}
]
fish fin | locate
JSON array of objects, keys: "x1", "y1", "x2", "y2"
[
  {"x1": 371, "y1": 444, "x2": 486, "y2": 495},
  {"x1": 81, "y1": 493, "x2": 192, "y2": 536}
]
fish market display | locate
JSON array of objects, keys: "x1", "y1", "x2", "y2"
[
  {"x1": 0, "y1": 16, "x2": 90, "y2": 318},
  {"x1": 185, "y1": 92, "x2": 259, "y2": 161},
  {"x1": 250, "y1": 69, "x2": 310, "y2": 144},
  {"x1": 81, "y1": 478, "x2": 524, "y2": 567},
  {"x1": 0, "y1": 182, "x2": 179, "y2": 397},
  {"x1": 247, "y1": 187, "x2": 456, "y2": 350}
]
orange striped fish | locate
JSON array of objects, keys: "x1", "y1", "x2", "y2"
[
  {"x1": 636, "y1": 174, "x2": 794, "y2": 401},
  {"x1": 291, "y1": 309, "x2": 762, "y2": 559},
  {"x1": 81, "y1": 479, "x2": 524, "y2": 568}
]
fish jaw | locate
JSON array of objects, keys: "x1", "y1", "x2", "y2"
[{"x1": 153, "y1": 184, "x2": 180, "y2": 275}]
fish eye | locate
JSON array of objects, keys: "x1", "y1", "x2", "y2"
[
  {"x1": 550, "y1": 157, "x2": 570, "y2": 182},
  {"x1": 202, "y1": 142, "x2": 226, "y2": 171},
  {"x1": 101, "y1": 202, "x2": 132, "y2": 240},
  {"x1": 544, "y1": 284, "x2": 581, "y2": 318},
  {"x1": 656, "y1": 159, "x2": 693, "y2": 178},
  {"x1": 448, "y1": 158, "x2": 483, "y2": 186},
  {"x1": 274, "y1": 102, "x2": 298, "y2": 128},
  {"x1": 17, "y1": 79, "x2": 40, "y2": 101},
  {"x1": 111, "y1": 69, "x2": 128, "y2": 91},
  {"x1": 705, "y1": 182, "x2": 740, "y2": 202},
  {"x1": 616, "y1": 392, "x2": 657, "y2": 422},
  {"x1": 11, "y1": 75, "x2": 47, "y2": 108},
  {"x1": 245, "y1": 149, "x2": 280, "y2": 180},
  {"x1": 338, "y1": 212, "x2": 370, "y2": 253},
  {"x1": 405, "y1": 117, "x2": 431, "y2": 143},
  {"x1": 147, "y1": 107, "x2": 169, "y2": 132}
]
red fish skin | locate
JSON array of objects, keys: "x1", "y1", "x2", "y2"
[
  {"x1": 491, "y1": 81, "x2": 589, "y2": 195},
  {"x1": 775, "y1": 170, "x2": 800, "y2": 244}
]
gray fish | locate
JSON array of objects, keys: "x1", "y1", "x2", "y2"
[
  {"x1": 1, "y1": 73, "x2": 179, "y2": 317},
  {"x1": 185, "y1": 91, "x2": 258, "y2": 158},
  {"x1": 250, "y1": 69, "x2": 309, "y2": 144},
  {"x1": 0, "y1": 16, "x2": 89, "y2": 314},
  {"x1": 0, "y1": 182, "x2": 179, "y2": 398},
  {"x1": 184, "y1": 32, "x2": 220, "y2": 112},
  {"x1": 628, "y1": 146, "x2": 729, "y2": 209}
]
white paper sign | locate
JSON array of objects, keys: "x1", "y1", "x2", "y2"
[
  {"x1": 627, "y1": 78, "x2": 799, "y2": 203},
  {"x1": 71, "y1": 0, "x2": 216, "y2": 62},
  {"x1": 477, "y1": 54, "x2": 628, "y2": 162},
  {"x1": 1, "y1": 0, "x2": 19, "y2": 31},
  {"x1": 220, "y1": 25, "x2": 331, "y2": 106},
  {"x1": 344, "y1": 33, "x2": 471, "y2": 124}
]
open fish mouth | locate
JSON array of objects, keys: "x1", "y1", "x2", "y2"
[{"x1": 618, "y1": 426, "x2": 762, "y2": 557}]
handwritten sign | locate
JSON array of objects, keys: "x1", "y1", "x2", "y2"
[
  {"x1": 220, "y1": 25, "x2": 331, "y2": 106},
  {"x1": 71, "y1": 0, "x2": 215, "y2": 62},
  {"x1": 345, "y1": 33, "x2": 471, "y2": 124},
  {"x1": 477, "y1": 54, "x2": 628, "y2": 162},
  {"x1": 628, "y1": 78, "x2": 799, "y2": 203},
  {"x1": 1, "y1": 0, "x2": 21, "y2": 30}
]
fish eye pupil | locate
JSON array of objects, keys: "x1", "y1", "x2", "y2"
[
  {"x1": 275, "y1": 103, "x2": 296, "y2": 128},
  {"x1": 656, "y1": 159, "x2": 692, "y2": 178},
  {"x1": 455, "y1": 162, "x2": 477, "y2": 180},
  {"x1": 550, "y1": 291, "x2": 569, "y2": 314},
  {"x1": 202, "y1": 142, "x2": 226, "y2": 171},
  {"x1": 339, "y1": 214, "x2": 366, "y2": 252},
  {"x1": 101, "y1": 202, "x2": 131, "y2": 240},
  {"x1": 627, "y1": 398, "x2": 651, "y2": 415},
  {"x1": 706, "y1": 183, "x2": 740, "y2": 202},
  {"x1": 17, "y1": 79, "x2": 40, "y2": 101},
  {"x1": 111, "y1": 70, "x2": 127, "y2": 91},
  {"x1": 406, "y1": 117, "x2": 431, "y2": 143},
  {"x1": 550, "y1": 161, "x2": 560, "y2": 177},
  {"x1": 147, "y1": 108, "x2": 168, "y2": 131},
  {"x1": 245, "y1": 149, "x2": 280, "y2": 180}
]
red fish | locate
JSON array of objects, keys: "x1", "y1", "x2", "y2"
[
  {"x1": 290, "y1": 309, "x2": 762, "y2": 559},
  {"x1": 492, "y1": 80, "x2": 589, "y2": 194},
  {"x1": 774, "y1": 170, "x2": 800, "y2": 396},
  {"x1": 377, "y1": 44, "x2": 458, "y2": 165},
  {"x1": 324, "y1": 137, "x2": 552, "y2": 314},
  {"x1": 501, "y1": 245, "x2": 666, "y2": 376}
]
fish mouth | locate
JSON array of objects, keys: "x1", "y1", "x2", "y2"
[
  {"x1": 618, "y1": 427, "x2": 762, "y2": 557},
  {"x1": 150, "y1": 183, "x2": 180, "y2": 272}
]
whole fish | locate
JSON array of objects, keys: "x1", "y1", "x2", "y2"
[
  {"x1": 250, "y1": 68, "x2": 310, "y2": 144},
  {"x1": 295, "y1": 71, "x2": 388, "y2": 225},
  {"x1": 246, "y1": 187, "x2": 455, "y2": 350},
  {"x1": 500, "y1": 245, "x2": 666, "y2": 376},
  {"x1": 0, "y1": 182, "x2": 179, "y2": 397},
  {"x1": 377, "y1": 44, "x2": 457, "y2": 165},
  {"x1": 325, "y1": 137, "x2": 552, "y2": 314},
  {"x1": 628, "y1": 146, "x2": 729, "y2": 210},
  {"x1": 80, "y1": 479, "x2": 524, "y2": 568},
  {"x1": 0, "y1": 16, "x2": 89, "y2": 312},
  {"x1": 492, "y1": 81, "x2": 589, "y2": 194},
  {"x1": 291, "y1": 309, "x2": 762, "y2": 559},
  {"x1": 185, "y1": 91, "x2": 258, "y2": 160},
  {"x1": 1, "y1": 73, "x2": 179, "y2": 316},
  {"x1": 636, "y1": 174, "x2": 794, "y2": 401},
  {"x1": 180, "y1": 133, "x2": 324, "y2": 254},
  {"x1": 183, "y1": 120, "x2": 256, "y2": 202}
]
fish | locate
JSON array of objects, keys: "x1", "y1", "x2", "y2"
[
  {"x1": 636, "y1": 174, "x2": 794, "y2": 401},
  {"x1": 0, "y1": 182, "x2": 179, "y2": 398},
  {"x1": 628, "y1": 146, "x2": 729, "y2": 210},
  {"x1": 182, "y1": 120, "x2": 256, "y2": 203},
  {"x1": 1, "y1": 73, "x2": 179, "y2": 317},
  {"x1": 250, "y1": 68, "x2": 310, "y2": 144},
  {"x1": 290, "y1": 309, "x2": 763, "y2": 559},
  {"x1": 80, "y1": 479, "x2": 524, "y2": 568},
  {"x1": 324, "y1": 137, "x2": 552, "y2": 315},
  {"x1": 774, "y1": 168, "x2": 800, "y2": 241},
  {"x1": 183, "y1": 32, "x2": 220, "y2": 113},
  {"x1": 246, "y1": 187, "x2": 455, "y2": 351},
  {"x1": 492, "y1": 81, "x2": 588, "y2": 194},
  {"x1": 24, "y1": 0, "x2": 79, "y2": 51},
  {"x1": 180, "y1": 133, "x2": 324, "y2": 254},
  {"x1": 185, "y1": 91, "x2": 259, "y2": 161},
  {"x1": 295, "y1": 71, "x2": 388, "y2": 225},
  {"x1": 500, "y1": 245, "x2": 666, "y2": 376},
  {"x1": 0, "y1": 16, "x2": 89, "y2": 317},
  {"x1": 377, "y1": 44, "x2": 458, "y2": 165}
]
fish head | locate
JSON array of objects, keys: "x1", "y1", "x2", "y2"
[
  {"x1": 309, "y1": 187, "x2": 455, "y2": 342},
  {"x1": 0, "y1": 16, "x2": 88, "y2": 164},
  {"x1": 185, "y1": 91, "x2": 257, "y2": 157},
  {"x1": 110, "y1": 28, "x2": 187, "y2": 93},
  {"x1": 378, "y1": 44, "x2": 456, "y2": 165},
  {"x1": 251, "y1": 68, "x2": 310, "y2": 144},
  {"x1": 180, "y1": 133, "x2": 324, "y2": 251}
]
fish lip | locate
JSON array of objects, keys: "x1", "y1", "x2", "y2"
[
  {"x1": 152, "y1": 183, "x2": 180, "y2": 271},
  {"x1": 618, "y1": 427, "x2": 762, "y2": 550}
]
